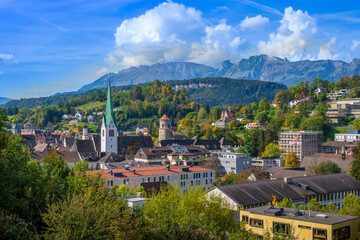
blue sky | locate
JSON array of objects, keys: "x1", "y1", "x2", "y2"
[{"x1": 0, "y1": 0, "x2": 360, "y2": 99}]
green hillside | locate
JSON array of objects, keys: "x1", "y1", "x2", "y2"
[{"x1": 168, "y1": 78, "x2": 287, "y2": 106}]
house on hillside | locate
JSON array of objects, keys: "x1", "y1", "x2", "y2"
[{"x1": 75, "y1": 110, "x2": 85, "y2": 121}]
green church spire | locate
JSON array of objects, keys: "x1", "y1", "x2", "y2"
[{"x1": 104, "y1": 78, "x2": 115, "y2": 127}]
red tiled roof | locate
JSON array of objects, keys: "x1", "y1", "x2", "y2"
[
  {"x1": 160, "y1": 114, "x2": 170, "y2": 120},
  {"x1": 87, "y1": 165, "x2": 212, "y2": 179}
]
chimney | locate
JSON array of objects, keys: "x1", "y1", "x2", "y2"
[
  {"x1": 131, "y1": 169, "x2": 136, "y2": 174},
  {"x1": 284, "y1": 177, "x2": 292, "y2": 184},
  {"x1": 166, "y1": 165, "x2": 170, "y2": 171},
  {"x1": 110, "y1": 170, "x2": 113, "y2": 175}
]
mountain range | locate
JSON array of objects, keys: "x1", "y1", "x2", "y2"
[
  {"x1": 0, "y1": 97, "x2": 13, "y2": 105},
  {"x1": 78, "y1": 55, "x2": 360, "y2": 92}
]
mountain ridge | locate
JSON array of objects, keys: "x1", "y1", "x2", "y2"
[{"x1": 77, "y1": 55, "x2": 360, "y2": 93}]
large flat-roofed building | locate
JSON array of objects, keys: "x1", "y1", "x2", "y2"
[
  {"x1": 279, "y1": 131, "x2": 323, "y2": 161},
  {"x1": 207, "y1": 173, "x2": 360, "y2": 211},
  {"x1": 241, "y1": 206, "x2": 360, "y2": 240},
  {"x1": 211, "y1": 151, "x2": 252, "y2": 175},
  {"x1": 88, "y1": 165, "x2": 215, "y2": 191},
  {"x1": 335, "y1": 129, "x2": 360, "y2": 142}
]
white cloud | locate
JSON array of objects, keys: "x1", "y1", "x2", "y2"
[
  {"x1": 95, "y1": 67, "x2": 108, "y2": 76},
  {"x1": 318, "y1": 37, "x2": 339, "y2": 60},
  {"x1": 257, "y1": 7, "x2": 317, "y2": 60},
  {"x1": 110, "y1": 2, "x2": 245, "y2": 67},
  {"x1": 240, "y1": 15, "x2": 269, "y2": 30},
  {"x1": 0, "y1": 53, "x2": 14, "y2": 61},
  {"x1": 351, "y1": 39, "x2": 360, "y2": 51}
]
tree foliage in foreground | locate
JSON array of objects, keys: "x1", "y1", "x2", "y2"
[{"x1": 142, "y1": 185, "x2": 249, "y2": 240}]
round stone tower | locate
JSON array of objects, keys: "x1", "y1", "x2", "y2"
[{"x1": 159, "y1": 114, "x2": 172, "y2": 141}]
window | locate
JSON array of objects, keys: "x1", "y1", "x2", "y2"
[
  {"x1": 109, "y1": 130, "x2": 114, "y2": 137},
  {"x1": 249, "y1": 218, "x2": 263, "y2": 228},
  {"x1": 242, "y1": 215, "x2": 249, "y2": 223},
  {"x1": 313, "y1": 228, "x2": 327, "y2": 240},
  {"x1": 333, "y1": 226, "x2": 350, "y2": 240},
  {"x1": 273, "y1": 222, "x2": 290, "y2": 235},
  {"x1": 298, "y1": 225, "x2": 311, "y2": 230}
]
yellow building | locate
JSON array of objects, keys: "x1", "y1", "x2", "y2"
[{"x1": 241, "y1": 206, "x2": 360, "y2": 240}]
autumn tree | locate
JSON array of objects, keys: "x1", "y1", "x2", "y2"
[{"x1": 284, "y1": 152, "x2": 300, "y2": 168}]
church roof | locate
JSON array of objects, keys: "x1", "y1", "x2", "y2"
[
  {"x1": 104, "y1": 80, "x2": 116, "y2": 127},
  {"x1": 160, "y1": 114, "x2": 170, "y2": 120}
]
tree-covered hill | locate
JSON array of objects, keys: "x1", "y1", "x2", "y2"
[
  {"x1": 167, "y1": 77, "x2": 287, "y2": 106},
  {"x1": 3, "y1": 77, "x2": 286, "y2": 109}
]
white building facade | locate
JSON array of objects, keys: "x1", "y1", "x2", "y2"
[{"x1": 212, "y1": 151, "x2": 252, "y2": 175}]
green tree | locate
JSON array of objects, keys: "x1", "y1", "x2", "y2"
[
  {"x1": 284, "y1": 152, "x2": 300, "y2": 168},
  {"x1": 353, "y1": 119, "x2": 360, "y2": 129},
  {"x1": 349, "y1": 143, "x2": 360, "y2": 181},
  {"x1": 307, "y1": 198, "x2": 323, "y2": 211},
  {"x1": 339, "y1": 194, "x2": 360, "y2": 216},
  {"x1": 262, "y1": 143, "x2": 281, "y2": 158},
  {"x1": 142, "y1": 185, "x2": 241, "y2": 240},
  {"x1": 42, "y1": 188, "x2": 147, "y2": 240},
  {"x1": 197, "y1": 107, "x2": 207, "y2": 121},
  {"x1": 315, "y1": 161, "x2": 341, "y2": 175},
  {"x1": 326, "y1": 202, "x2": 338, "y2": 214}
]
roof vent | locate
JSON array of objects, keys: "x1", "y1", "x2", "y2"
[
  {"x1": 284, "y1": 177, "x2": 292, "y2": 184},
  {"x1": 316, "y1": 214, "x2": 328, "y2": 218},
  {"x1": 131, "y1": 169, "x2": 136, "y2": 174},
  {"x1": 178, "y1": 167, "x2": 189, "y2": 172},
  {"x1": 113, "y1": 172, "x2": 123, "y2": 177},
  {"x1": 299, "y1": 183, "x2": 310, "y2": 191},
  {"x1": 264, "y1": 207, "x2": 283, "y2": 216},
  {"x1": 166, "y1": 165, "x2": 170, "y2": 171}
]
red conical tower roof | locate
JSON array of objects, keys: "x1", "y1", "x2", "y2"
[{"x1": 160, "y1": 114, "x2": 170, "y2": 120}]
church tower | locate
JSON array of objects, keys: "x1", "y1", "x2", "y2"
[
  {"x1": 101, "y1": 80, "x2": 118, "y2": 153},
  {"x1": 158, "y1": 114, "x2": 173, "y2": 141}
]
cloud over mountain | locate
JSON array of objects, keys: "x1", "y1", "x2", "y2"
[{"x1": 258, "y1": 7, "x2": 317, "y2": 61}]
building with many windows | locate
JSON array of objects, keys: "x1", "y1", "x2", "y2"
[
  {"x1": 134, "y1": 145, "x2": 210, "y2": 166},
  {"x1": 251, "y1": 157, "x2": 284, "y2": 170},
  {"x1": 279, "y1": 131, "x2": 323, "y2": 161},
  {"x1": 89, "y1": 165, "x2": 215, "y2": 191},
  {"x1": 240, "y1": 205, "x2": 360, "y2": 240},
  {"x1": 211, "y1": 151, "x2": 252, "y2": 175},
  {"x1": 207, "y1": 173, "x2": 360, "y2": 211},
  {"x1": 335, "y1": 129, "x2": 360, "y2": 142}
]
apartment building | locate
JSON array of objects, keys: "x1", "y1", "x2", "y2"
[
  {"x1": 241, "y1": 206, "x2": 360, "y2": 240},
  {"x1": 326, "y1": 89, "x2": 354, "y2": 101},
  {"x1": 326, "y1": 98, "x2": 360, "y2": 123},
  {"x1": 211, "y1": 151, "x2": 252, "y2": 175},
  {"x1": 89, "y1": 165, "x2": 215, "y2": 191},
  {"x1": 279, "y1": 131, "x2": 323, "y2": 161}
]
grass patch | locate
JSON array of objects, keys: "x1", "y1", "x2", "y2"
[{"x1": 76, "y1": 101, "x2": 105, "y2": 113}]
